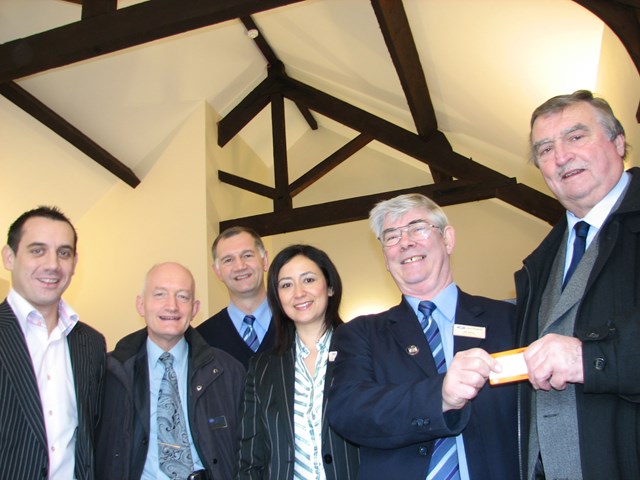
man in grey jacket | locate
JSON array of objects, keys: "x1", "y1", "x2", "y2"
[{"x1": 516, "y1": 90, "x2": 640, "y2": 480}]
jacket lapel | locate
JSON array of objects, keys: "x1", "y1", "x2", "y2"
[
  {"x1": 454, "y1": 291, "x2": 488, "y2": 353},
  {"x1": 387, "y1": 301, "x2": 438, "y2": 376},
  {"x1": 0, "y1": 300, "x2": 47, "y2": 449},
  {"x1": 273, "y1": 349, "x2": 296, "y2": 445}
]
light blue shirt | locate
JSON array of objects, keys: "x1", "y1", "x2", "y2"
[
  {"x1": 564, "y1": 171, "x2": 630, "y2": 280},
  {"x1": 141, "y1": 337, "x2": 203, "y2": 479},
  {"x1": 227, "y1": 298, "x2": 271, "y2": 343},
  {"x1": 406, "y1": 282, "x2": 471, "y2": 480}
]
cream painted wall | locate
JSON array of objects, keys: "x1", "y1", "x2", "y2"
[{"x1": 64, "y1": 104, "x2": 210, "y2": 349}]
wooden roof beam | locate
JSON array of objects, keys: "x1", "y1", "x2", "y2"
[
  {"x1": 0, "y1": 0, "x2": 305, "y2": 83},
  {"x1": 0, "y1": 81, "x2": 139, "y2": 187},
  {"x1": 279, "y1": 74, "x2": 562, "y2": 224},
  {"x1": 220, "y1": 177, "x2": 518, "y2": 236}
]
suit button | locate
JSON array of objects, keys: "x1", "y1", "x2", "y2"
[
  {"x1": 324, "y1": 454, "x2": 333, "y2": 464},
  {"x1": 41, "y1": 466, "x2": 48, "y2": 477},
  {"x1": 142, "y1": 437, "x2": 148, "y2": 445},
  {"x1": 411, "y1": 418, "x2": 429, "y2": 427},
  {"x1": 594, "y1": 357, "x2": 606, "y2": 370},
  {"x1": 418, "y1": 446, "x2": 428, "y2": 456}
]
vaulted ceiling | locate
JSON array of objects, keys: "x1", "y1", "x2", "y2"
[{"x1": 1, "y1": 0, "x2": 639, "y2": 236}]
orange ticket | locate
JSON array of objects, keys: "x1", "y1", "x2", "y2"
[{"x1": 489, "y1": 347, "x2": 528, "y2": 385}]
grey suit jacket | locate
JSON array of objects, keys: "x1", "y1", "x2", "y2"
[
  {"x1": 237, "y1": 332, "x2": 359, "y2": 480},
  {"x1": 0, "y1": 299, "x2": 106, "y2": 479}
]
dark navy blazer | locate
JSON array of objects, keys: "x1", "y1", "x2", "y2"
[{"x1": 327, "y1": 289, "x2": 518, "y2": 480}]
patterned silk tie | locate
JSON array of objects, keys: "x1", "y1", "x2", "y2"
[
  {"x1": 157, "y1": 352, "x2": 194, "y2": 479},
  {"x1": 242, "y1": 314, "x2": 259, "y2": 352},
  {"x1": 562, "y1": 221, "x2": 590, "y2": 290},
  {"x1": 418, "y1": 301, "x2": 461, "y2": 480}
]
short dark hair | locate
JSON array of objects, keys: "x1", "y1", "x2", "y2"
[
  {"x1": 7, "y1": 206, "x2": 77, "y2": 254},
  {"x1": 529, "y1": 89, "x2": 628, "y2": 164},
  {"x1": 267, "y1": 244, "x2": 343, "y2": 355},
  {"x1": 211, "y1": 226, "x2": 265, "y2": 264}
]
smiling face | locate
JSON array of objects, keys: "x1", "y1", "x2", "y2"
[
  {"x1": 213, "y1": 231, "x2": 268, "y2": 302},
  {"x1": 137, "y1": 262, "x2": 200, "y2": 351},
  {"x1": 531, "y1": 102, "x2": 625, "y2": 218},
  {"x1": 381, "y1": 207, "x2": 455, "y2": 299},
  {"x1": 276, "y1": 255, "x2": 331, "y2": 332},
  {"x1": 2, "y1": 216, "x2": 77, "y2": 326}
]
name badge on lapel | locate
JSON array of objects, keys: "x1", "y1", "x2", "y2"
[
  {"x1": 453, "y1": 324, "x2": 486, "y2": 339},
  {"x1": 208, "y1": 416, "x2": 228, "y2": 429}
]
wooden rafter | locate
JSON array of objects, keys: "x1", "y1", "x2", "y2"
[
  {"x1": 0, "y1": 81, "x2": 139, "y2": 187},
  {"x1": 371, "y1": 0, "x2": 452, "y2": 183},
  {"x1": 2, "y1": 0, "x2": 634, "y2": 231},
  {"x1": 220, "y1": 177, "x2": 519, "y2": 235},
  {"x1": 0, "y1": 0, "x2": 305, "y2": 84},
  {"x1": 217, "y1": 71, "x2": 563, "y2": 229}
]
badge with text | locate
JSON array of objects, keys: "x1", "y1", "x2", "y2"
[
  {"x1": 489, "y1": 347, "x2": 528, "y2": 385},
  {"x1": 453, "y1": 324, "x2": 486, "y2": 339}
]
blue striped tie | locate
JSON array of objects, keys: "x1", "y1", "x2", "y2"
[
  {"x1": 418, "y1": 301, "x2": 461, "y2": 480},
  {"x1": 242, "y1": 315, "x2": 259, "y2": 352}
]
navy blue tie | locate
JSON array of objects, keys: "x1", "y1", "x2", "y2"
[
  {"x1": 562, "y1": 221, "x2": 590, "y2": 290},
  {"x1": 418, "y1": 301, "x2": 461, "y2": 480}
]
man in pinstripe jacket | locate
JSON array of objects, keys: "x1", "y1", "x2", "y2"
[{"x1": 0, "y1": 206, "x2": 106, "y2": 479}]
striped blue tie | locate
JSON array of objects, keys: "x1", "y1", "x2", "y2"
[
  {"x1": 242, "y1": 315, "x2": 259, "y2": 352},
  {"x1": 418, "y1": 301, "x2": 461, "y2": 480}
]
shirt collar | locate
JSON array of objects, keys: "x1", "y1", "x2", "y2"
[
  {"x1": 146, "y1": 335, "x2": 189, "y2": 368},
  {"x1": 7, "y1": 288, "x2": 78, "y2": 336},
  {"x1": 566, "y1": 170, "x2": 630, "y2": 230},
  {"x1": 227, "y1": 297, "x2": 271, "y2": 332},
  {"x1": 405, "y1": 282, "x2": 458, "y2": 325},
  {"x1": 295, "y1": 328, "x2": 333, "y2": 359}
]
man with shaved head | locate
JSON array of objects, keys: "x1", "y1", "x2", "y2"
[{"x1": 97, "y1": 262, "x2": 245, "y2": 480}]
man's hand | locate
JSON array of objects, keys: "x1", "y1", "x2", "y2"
[
  {"x1": 524, "y1": 333, "x2": 584, "y2": 391},
  {"x1": 442, "y1": 348, "x2": 499, "y2": 411}
]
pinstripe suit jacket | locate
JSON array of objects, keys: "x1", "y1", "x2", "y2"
[
  {"x1": 237, "y1": 334, "x2": 359, "y2": 480},
  {"x1": 0, "y1": 299, "x2": 106, "y2": 479}
]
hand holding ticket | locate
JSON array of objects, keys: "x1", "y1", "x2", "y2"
[{"x1": 489, "y1": 347, "x2": 529, "y2": 385}]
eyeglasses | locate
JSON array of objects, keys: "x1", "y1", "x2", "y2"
[{"x1": 379, "y1": 221, "x2": 440, "y2": 247}]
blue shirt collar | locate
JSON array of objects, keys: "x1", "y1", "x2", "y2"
[
  {"x1": 405, "y1": 282, "x2": 458, "y2": 325},
  {"x1": 227, "y1": 297, "x2": 271, "y2": 335}
]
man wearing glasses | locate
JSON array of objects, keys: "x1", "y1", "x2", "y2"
[{"x1": 328, "y1": 193, "x2": 518, "y2": 480}]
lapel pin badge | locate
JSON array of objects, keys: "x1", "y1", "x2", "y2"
[{"x1": 407, "y1": 345, "x2": 420, "y2": 355}]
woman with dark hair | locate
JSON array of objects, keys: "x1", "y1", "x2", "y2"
[{"x1": 236, "y1": 244, "x2": 359, "y2": 480}]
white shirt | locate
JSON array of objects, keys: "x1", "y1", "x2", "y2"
[
  {"x1": 293, "y1": 329, "x2": 332, "y2": 480},
  {"x1": 8, "y1": 288, "x2": 78, "y2": 480}
]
